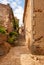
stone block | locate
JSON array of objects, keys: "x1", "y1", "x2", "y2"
[{"x1": 20, "y1": 54, "x2": 44, "y2": 65}]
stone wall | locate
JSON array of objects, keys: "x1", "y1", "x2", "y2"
[
  {"x1": 31, "y1": 0, "x2": 44, "y2": 55},
  {"x1": 0, "y1": 4, "x2": 14, "y2": 33},
  {"x1": 23, "y1": 0, "x2": 44, "y2": 55},
  {"x1": 0, "y1": 4, "x2": 14, "y2": 55},
  {"x1": 23, "y1": 0, "x2": 33, "y2": 46}
]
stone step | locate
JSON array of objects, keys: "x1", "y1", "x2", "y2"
[
  {"x1": 20, "y1": 54, "x2": 44, "y2": 65},
  {"x1": 14, "y1": 40, "x2": 25, "y2": 46}
]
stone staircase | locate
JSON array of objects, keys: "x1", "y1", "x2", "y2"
[{"x1": 14, "y1": 34, "x2": 25, "y2": 46}]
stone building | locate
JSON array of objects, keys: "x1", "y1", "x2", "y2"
[
  {"x1": 0, "y1": 4, "x2": 14, "y2": 33},
  {"x1": 14, "y1": 17, "x2": 19, "y2": 32},
  {"x1": 23, "y1": 0, "x2": 44, "y2": 54},
  {"x1": 0, "y1": 4, "x2": 15, "y2": 55},
  {"x1": 23, "y1": 0, "x2": 33, "y2": 46},
  {"x1": 19, "y1": 26, "x2": 25, "y2": 36}
]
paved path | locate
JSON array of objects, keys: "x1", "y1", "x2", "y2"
[
  {"x1": 0, "y1": 46, "x2": 30, "y2": 65},
  {"x1": 0, "y1": 46, "x2": 44, "y2": 65},
  {"x1": 14, "y1": 34, "x2": 25, "y2": 46}
]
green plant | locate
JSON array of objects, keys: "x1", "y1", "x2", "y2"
[
  {"x1": 0, "y1": 26, "x2": 6, "y2": 34},
  {"x1": 8, "y1": 31, "x2": 18, "y2": 44},
  {"x1": 9, "y1": 31, "x2": 18, "y2": 37},
  {"x1": 8, "y1": 36, "x2": 14, "y2": 43},
  {"x1": 12, "y1": 17, "x2": 19, "y2": 32}
]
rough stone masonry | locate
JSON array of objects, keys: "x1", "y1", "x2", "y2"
[
  {"x1": 0, "y1": 3, "x2": 14, "y2": 55},
  {"x1": 23, "y1": 0, "x2": 44, "y2": 55},
  {"x1": 0, "y1": 3, "x2": 13, "y2": 33}
]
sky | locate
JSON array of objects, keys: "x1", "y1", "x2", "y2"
[{"x1": 0, "y1": 0, "x2": 25, "y2": 27}]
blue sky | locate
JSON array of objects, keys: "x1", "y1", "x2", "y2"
[{"x1": 0, "y1": 0, "x2": 25, "y2": 26}]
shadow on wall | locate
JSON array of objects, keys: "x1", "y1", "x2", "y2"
[
  {"x1": 30, "y1": 43, "x2": 44, "y2": 55},
  {"x1": 28, "y1": 37, "x2": 44, "y2": 55},
  {"x1": 28, "y1": 38, "x2": 30, "y2": 49}
]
